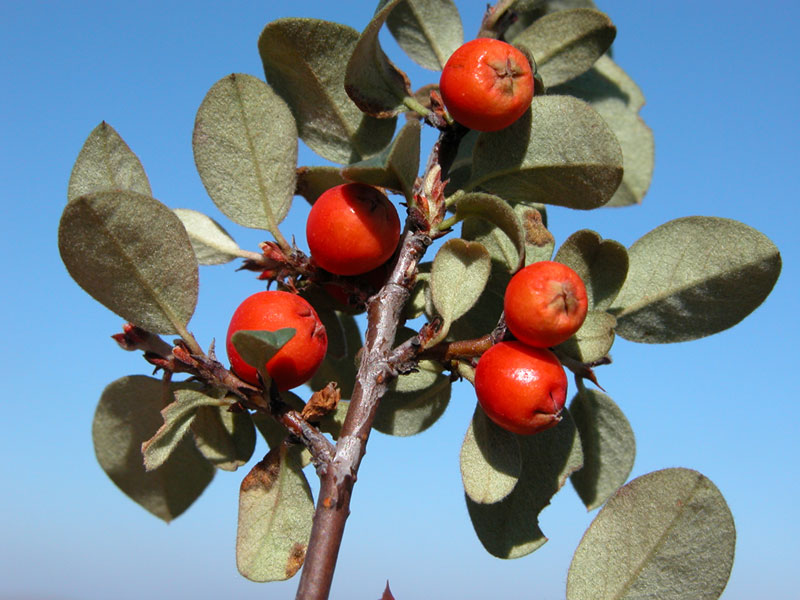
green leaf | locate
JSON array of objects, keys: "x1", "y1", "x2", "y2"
[
  {"x1": 295, "y1": 166, "x2": 348, "y2": 205},
  {"x1": 173, "y1": 208, "x2": 242, "y2": 265},
  {"x1": 236, "y1": 445, "x2": 315, "y2": 582},
  {"x1": 553, "y1": 54, "x2": 645, "y2": 113},
  {"x1": 462, "y1": 204, "x2": 553, "y2": 271},
  {"x1": 556, "y1": 310, "x2": 616, "y2": 363},
  {"x1": 551, "y1": 55, "x2": 652, "y2": 207},
  {"x1": 567, "y1": 468, "x2": 735, "y2": 600},
  {"x1": 610, "y1": 217, "x2": 782, "y2": 343},
  {"x1": 373, "y1": 361, "x2": 451, "y2": 436},
  {"x1": 259, "y1": 18, "x2": 397, "y2": 163},
  {"x1": 455, "y1": 193, "x2": 527, "y2": 271},
  {"x1": 429, "y1": 239, "x2": 491, "y2": 345},
  {"x1": 598, "y1": 102, "x2": 653, "y2": 207},
  {"x1": 446, "y1": 269, "x2": 508, "y2": 342},
  {"x1": 142, "y1": 388, "x2": 229, "y2": 471},
  {"x1": 93, "y1": 376, "x2": 215, "y2": 522},
  {"x1": 231, "y1": 328, "x2": 297, "y2": 386},
  {"x1": 380, "y1": 0, "x2": 464, "y2": 70},
  {"x1": 505, "y1": 0, "x2": 601, "y2": 46},
  {"x1": 193, "y1": 73, "x2": 297, "y2": 233},
  {"x1": 342, "y1": 119, "x2": 421, "y2": 200},
  {"x1": 192, "y1": 405, "x2": 257, "y2": 472},
  {"x1": 466, "y1": 410, "x2": 583, "y2": 558},
  {"x1": 555, "y1": 229, "x2": 628, "y2": 310},
  {"x1": 67, "y1": 121, "x2": 152, "y2": 202},
  {"x1": 569, "y1": 387, "x2": 635, "y2": 510},
  {"x1": 345, "y1": 0, "x2": 412, "y2": 117},
  {"x1": 513, "y1": 9, "x2": 616, "y2": 87},
  {"x1": 58, "y1": 190, "x2": 198, "y2": 334},
  {"x1": 460, "y1": 406, "x2": 522, "y2": 504},
  {"x1": 468, "y1": 95, "x2": 623, "y2": 209}
]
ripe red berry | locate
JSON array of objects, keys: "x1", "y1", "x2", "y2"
[
  {"x1": 226, "y1": 291, "x2": 327, "y2": 390},
  {"x1": 439, "y1": 38, "x2": 535, "y2": 132},
  {"x1": 504, "y1": 261, "x2": 588, "y2": 348},
  {"x1": 475, "y1": 341, "x2": 567, "y2": 435},
  {"x1": 306, "y1": 183, "x2": 401, "y2": 276}
]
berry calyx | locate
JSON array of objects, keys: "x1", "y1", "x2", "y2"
[
  {"x1": 439, "y1": 38, "x2": 535, "y2": 132},
  {"x1": 306, "y1": 183, "x2": 401, "y2": 276},
  {"x1": 475, "y1": 341, "x2": 567, "y2": 435},
  {"x1": 504, "y1": 261, "x2": 588, "y2": 348},
  {"x1": 226, "y1": 291, "x2": 327, "y2": 390}
]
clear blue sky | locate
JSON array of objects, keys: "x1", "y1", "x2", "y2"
[{"x1": 2, "y1": 1, "x2": 798, "y2": 599}]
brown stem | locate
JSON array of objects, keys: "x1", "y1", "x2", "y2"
[{"x1": 295, "y1": 227, "x2": 430, "y2": 600}]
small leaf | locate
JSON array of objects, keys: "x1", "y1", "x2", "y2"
[
  {"x1": 93, "y1": 376, "x2": 215, "y2": 522},
  {"x1": 466, "y1": 410, "x2": 583, "y2": 558},
  {"x1": 58, "y1": 190, "x2": 198, "y2": 334},
  {"x1": 259, "y1": 18, "x2": 397, "y2": 163},
  {"x1": 231, "y1": 328, "x2": 297, "y2": 386},
  {"x1": 342, "y1": 119, "x2": 421, "y2": 200},
  {"x1": 513, "y1": 8, "x2": 616, "y2": 87},
  {"x1": 67, "y1": 121, "x2": 152, "y2": 202},
  {"x1": 192, "y1": 405, "x2": 257, "y2": 472},
  {"x1": 598, "y1": 102, "x2": 653, "y2": 207},
  {"x1": 142, "y1": 388, "x2": 228, "y2": 471},
  {"x1": 381, "y1": 0, "x2": 464, "y2": 70},
  {"x1": 463, "y1": 203, "x2": 552, "y2": 271},
  {"x1": 173, "y1": 208, "x2": 242, "y2": 265},
  {"x1": 373, "y1": 361, "x2": 451, "y2": 436},
  {"x1": 345, "y1": 0, "x2": 412, "y2": 117},
  {"x1": 505, "y1": 0, "x2": 600, "y2": 42},
  {"x1": 567, "y1": 468, "x2": 735, "y2": 600},
  {"x1": 555, "y1": 229, "x2": 628, "y2": 310},
  {"x1": 468, "y1": 95, "x2": 623, "y2": 210},
  {"x1": 295, "y1": 166, "x2": 348, "y2": 205},
  {"x1": 569, "y1": 387, "x2": 635, "y2": 510},
  {"x1": 193, "y1": 73, "x2": 297, "y2": 232},
  {"x1": 455, "y1": 193, "x2": 527, "y2": 271},
  {"x1": 553, "y1": 54, "x2": 645, "y2": 113},
  {"x1": 236, "y1": 445, "x2": 315, "y2": 582},
  {"x1": 551, "y1": 56, "x2": 652, "y2": 207},
  {"x1": 610, "y1": 217, "x2": 782, "y2": 343},
  {"x1": 556, "y1": 310, "x2": 616, "y2": 363},
  {"x1": 446, "y1": 270, "x2": 508, "y2": 342},
  {"x1": 461, "y1": 406, "x2": 522, "y2": 504},
  {"x1": 429, "y1": 239, "x2": 491, "y2": 344}
]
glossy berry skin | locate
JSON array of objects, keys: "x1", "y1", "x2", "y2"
[
  {"x1": 504, "y1": 261, "x2": 588, "y2": 348},
  {"x1": 306, "y1": 183, "x2": 401, "y2": 276},
  {"x1": 226, "y1": 291, "x2": 327, "y2": 391},
  {"x1": 439, "y1": 38, "x2": 534, "y2": 132},
  {"x1": 475, "y1": 341, "x2": 567, "y2": 435}
]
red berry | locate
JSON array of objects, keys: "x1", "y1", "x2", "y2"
[
  {"x1": 306, "y1": 183, "x2": 401, "y2": 276},
  {"x1": 504, "y1": 261, "x2": 588, "y2": 348},
  {"x1": 475, "y1": 341, "x2": 567, "y2": 435},
  {"x1": 226, "y1": 291, "x2": 327, "y2": 390},
  {"x1": 439, "y1": 38, "x2": 535, "y2": 132}
]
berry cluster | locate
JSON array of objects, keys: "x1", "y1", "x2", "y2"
[
  {"x1": 475, "y1": 261, "x2": 588, "y2": 435},
  {"x1": 227, "y1": 183, "x2": 401, "y2": 389}
]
